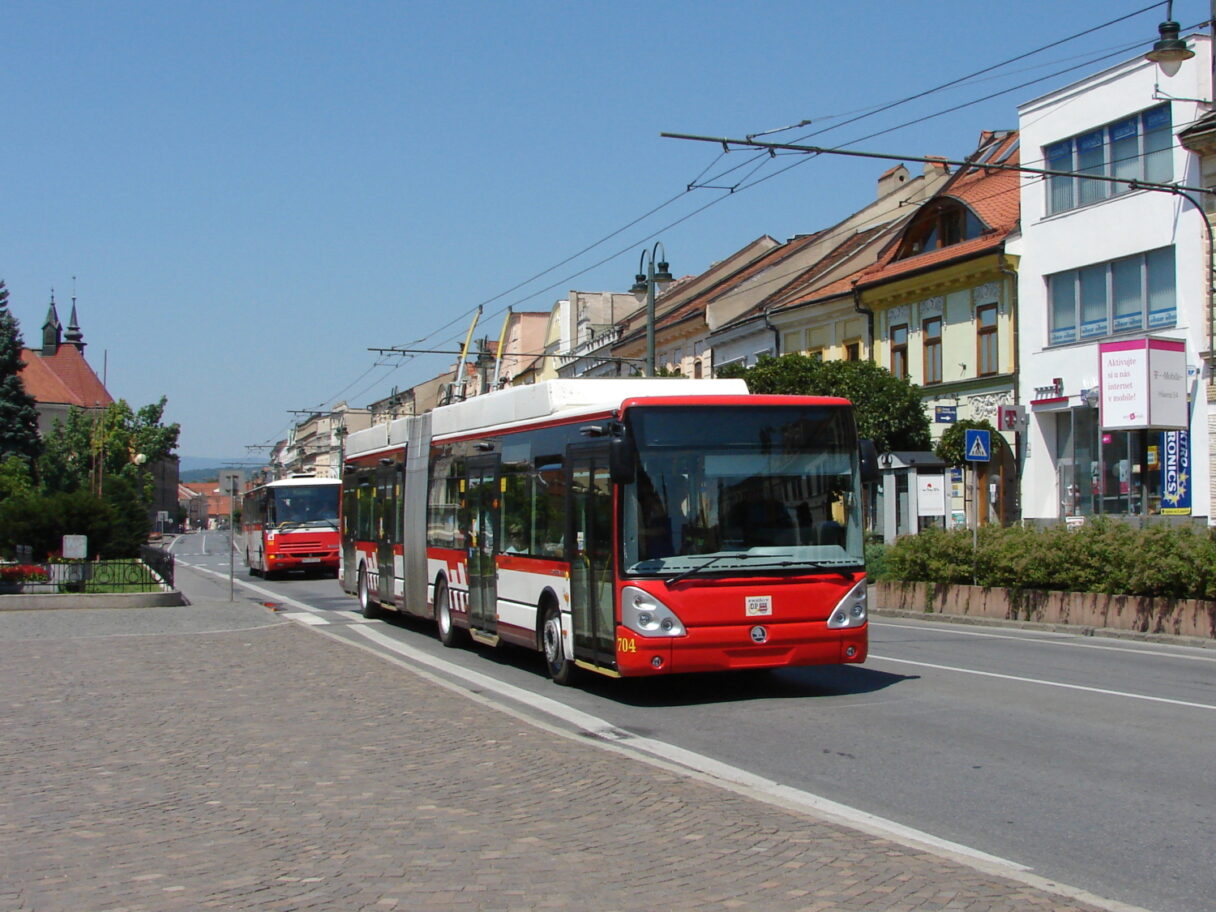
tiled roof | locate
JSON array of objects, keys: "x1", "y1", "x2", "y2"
[
  {"x1": 19, "y1": 345, "x2": 112, "y2": 409},
  {"x1": 856, "y1": 131, "x2": 1020, "y2": 289}
]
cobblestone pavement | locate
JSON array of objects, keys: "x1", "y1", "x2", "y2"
[{"x1": 0, "y1": 597, "x2": 1129, "y2": 912}]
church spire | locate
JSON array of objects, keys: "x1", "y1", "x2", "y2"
[
  {"x1": 42, "y1": 291, "x2": 62, "y2": 356},
  {"x1": 64, "y1": 296, "x2": 85, "y2": 351}
]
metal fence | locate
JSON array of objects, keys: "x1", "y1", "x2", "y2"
[
  {"x1": 2, "y1": 553, "x2": 175, "y2": 594},
  {"x1": 139, "y1": 545, "x2": 175, "y2": 589}
]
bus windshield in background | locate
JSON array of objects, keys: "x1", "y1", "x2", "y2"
[
  {"x1": 622, "y1": 405, "x2": 864, "y2": 576},
  {"x1": 270, "y1": 485, "x2": 340, "y2": 530}
]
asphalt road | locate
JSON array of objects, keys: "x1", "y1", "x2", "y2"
[{"x1": 173, "y1": 531, "x2": 1216, "y2": 912}]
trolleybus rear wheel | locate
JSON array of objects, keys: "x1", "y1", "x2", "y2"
[
  {"x1": 541, "y1": 602, "x2": 574, "y2": 686},
  {"x1": 358, "y1": 565, "x2": 378, "y2": 619},
  {"x1": 435, "y1": 579, "x2": 466, "y2": 647}
]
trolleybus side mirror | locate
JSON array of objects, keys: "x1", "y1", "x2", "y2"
[
  {"x1": 609, "y1": 430, "x2": 636, "y2": 485},
  {"x1": 859, "y1": 439, "x2": 879, "y2": 483}
]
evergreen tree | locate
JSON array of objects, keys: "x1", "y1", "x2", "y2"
[{"x1": 0, "y1": 280, "x2": 43, "y2": 464}]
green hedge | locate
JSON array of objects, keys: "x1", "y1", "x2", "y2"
[{"x1": 871, "y1": 520, "x2": 1216, "y2": 601}]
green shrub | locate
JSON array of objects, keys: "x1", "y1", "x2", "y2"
[
  {"x1": 864, "y1": 542, "x2": 890, "y2": 581},
  {"x1": 876, "y1": 521, "x2": 1215, "y2": 601}
]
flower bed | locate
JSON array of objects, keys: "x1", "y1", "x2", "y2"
[{"x1": 0, "y1": 564, "x2": 49, "y2": 584}]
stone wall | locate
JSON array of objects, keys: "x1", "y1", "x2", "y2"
[{"x1": 875, "y1": 581, "x2": 1216, "y2": 640}]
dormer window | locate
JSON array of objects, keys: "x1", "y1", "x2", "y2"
[{"x1": 896, "y1": 199, "x2": 986, "y2": 259}]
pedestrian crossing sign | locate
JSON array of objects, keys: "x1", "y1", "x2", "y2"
[{"x1": 964, "y1": 429, "x2": 991, "y2": 462}]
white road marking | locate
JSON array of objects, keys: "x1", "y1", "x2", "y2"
[
  {"x1": 874, "y1": 619, "x2": 1216, "y2": 662},
  {"x1": 281, "y1": 612, "x2": 330, "y2": 625},
  {"x1": 178, "y1": 562, "x2": 370, "y2": 623},
  {"x1": 346, "y1": 624, "x2": 1027, "y2": 871},
  {"x1": 869, "y1": 653, "x2": 1216, "y2": 710}
]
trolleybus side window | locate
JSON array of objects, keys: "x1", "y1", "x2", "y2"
[
  {"x1": 534, "y1": 455, "x2": 565, "y2": 558},
  {"x1": 427, "y1": 454, "x2": 462, "y2": 548}
]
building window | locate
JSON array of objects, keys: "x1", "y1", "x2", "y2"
[
  {"x1": 896, "y1": 200, "x2": 986, "y2": 259},
  {"x1": 977, "y1": 304, "x2": 998, "y2": 376},
  {"x1": 808, "y1": 348, "x2": 824, "y2": 362},
  {"x1": 923, "y1": 317, "x2": 942, "y2": 384},
  {"x1": 1048, "y1": 246, "x2": 1175, "y2": 346},
  {"x1": 844, "y1": 341, "x2": 861, "y2": 361},
  {"x1": 890, "y1": 324, "x2": 908, "y2": 379},
  {"x1": 1044, "y1": 104, "x2": 1172, "y2": 215}
]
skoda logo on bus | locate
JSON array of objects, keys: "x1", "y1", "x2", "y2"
[{"x1": 749, "y1": 625, "x2": 768, "y2": 644}]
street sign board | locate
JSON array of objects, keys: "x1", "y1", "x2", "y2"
[
  {"x1": 935, "y1": 405, "x2": 957, "y2": 423},
  {"x1": 996, "y1": 404, "x2": 1024, "y2": 432},
  {"x1": 62, "y1": 535, "x2": 87, "y2": 559},
  {"x1": 964, "y1": 429, "x2": 991, "y2": 462}
]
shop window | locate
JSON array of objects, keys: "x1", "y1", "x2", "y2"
[{"x1": 1055, "y1": 410, "x2": 1182, "y2": 517}]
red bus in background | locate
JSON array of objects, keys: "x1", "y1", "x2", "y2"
[
  {"x1": 341, "y1": 378, "x2": 874, "y2": 685},
  {"x1": 242, "y1": 476, "x2": 341, "y2": 578}
]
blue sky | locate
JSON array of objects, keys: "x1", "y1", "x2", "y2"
[{"x1": 1, "y1": 1, "x2": 1197, "y2": 459}]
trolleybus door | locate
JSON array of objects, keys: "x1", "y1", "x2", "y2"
[
  {"x1": 567, "y1": 443, "x2": 615, "y2": 670},
  {"x1": 466, "y1": 456, "x2": 500, "y2": 637},
  {"x1": 377, "y1": 459, "x2": 401, "y2": 603}
]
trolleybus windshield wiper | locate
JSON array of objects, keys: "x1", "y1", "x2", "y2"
[
  {"x1": 665, "y1": 554, "x2": 854, "y2": 585},
  {"x1": 664, "y1": 552, "x2": 790, "y2": 586}
]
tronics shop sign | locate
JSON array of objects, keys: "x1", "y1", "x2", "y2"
[{"x1": 1098, "y1": 337, "x2": 1187, "y2": 430}]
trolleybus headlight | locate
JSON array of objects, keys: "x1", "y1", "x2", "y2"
[
  {"x1": 621, "y1": 586, "x2": 685, "y2": 637},
  {"x1": 827, "y1": 578, "x2": 868, "y2": 629}
]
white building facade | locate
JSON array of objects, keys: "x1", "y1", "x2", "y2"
[{"x1": 1016, "y1": 36, "x2": 1212, "y2": 525}]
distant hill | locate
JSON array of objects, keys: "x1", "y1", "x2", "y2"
[{"x1": 178, "y1": 457, "x2": 265, "y2": 483}]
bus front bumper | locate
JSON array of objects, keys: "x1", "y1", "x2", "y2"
[{"x1": 615, "y1": 621, "x2": 867, "y2": 676}]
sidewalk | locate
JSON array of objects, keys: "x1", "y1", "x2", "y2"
[{"x1": 0, "y1": 571, "x2": 1133, "y2": 912}]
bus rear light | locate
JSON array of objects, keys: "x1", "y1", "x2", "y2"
[{"x1": 621, "y1": 586, "x2": 685, "y2": 637}]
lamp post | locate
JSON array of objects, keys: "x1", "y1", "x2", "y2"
[{"x1": 630, "y1": 242, "x2": 674, "y2": 377}]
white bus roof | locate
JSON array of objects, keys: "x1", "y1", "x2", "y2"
[
  {"x1": 259, "y1": 475, "x2": 342, "y2": 488},
  {"x1": 431, "y1": 378, "x2": 748, "y2": 439},
  {"x1": 343, "y1": 378, "x2": 751, "y2": 456}
]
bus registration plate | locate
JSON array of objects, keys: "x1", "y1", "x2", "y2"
[{"x1": 746, "y1": 596, "x2": 772, "y2": 616}]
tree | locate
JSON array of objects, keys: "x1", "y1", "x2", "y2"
[
  {"x1": 718, "y1": 354, "x2": 931, "y2": 452},
  {"x1": 39, "y1": 397, "x2": 180, "y2": 500},
  {"x1": 0, "y1": 454, "x2": 35, "y2": 500},
  {"x1": 0, "y1": 280, "x2": 42, "y2": 465},
  {"x1": 37, "y1": 397, "x2": 180, "y2": 547}
]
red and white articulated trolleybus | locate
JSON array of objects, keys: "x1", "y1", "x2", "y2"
[
  {"x1": 241, "y1": 475, "x2": 342, "y2": 578},
  {"x1": 341, "y1": 378, "x2": 874, "y2": 684}
]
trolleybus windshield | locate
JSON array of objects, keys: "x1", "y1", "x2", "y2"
[{"x1": 622, "y1": 405, "x2": 864, "y2": 576}]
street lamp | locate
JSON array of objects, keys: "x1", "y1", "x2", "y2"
[
  {"x1": 1144, "y1": 1, "x2": 1195, "y2": 77},
  {"x1": 630, "y1": 242, "x2": 674, "y2": 377}
]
